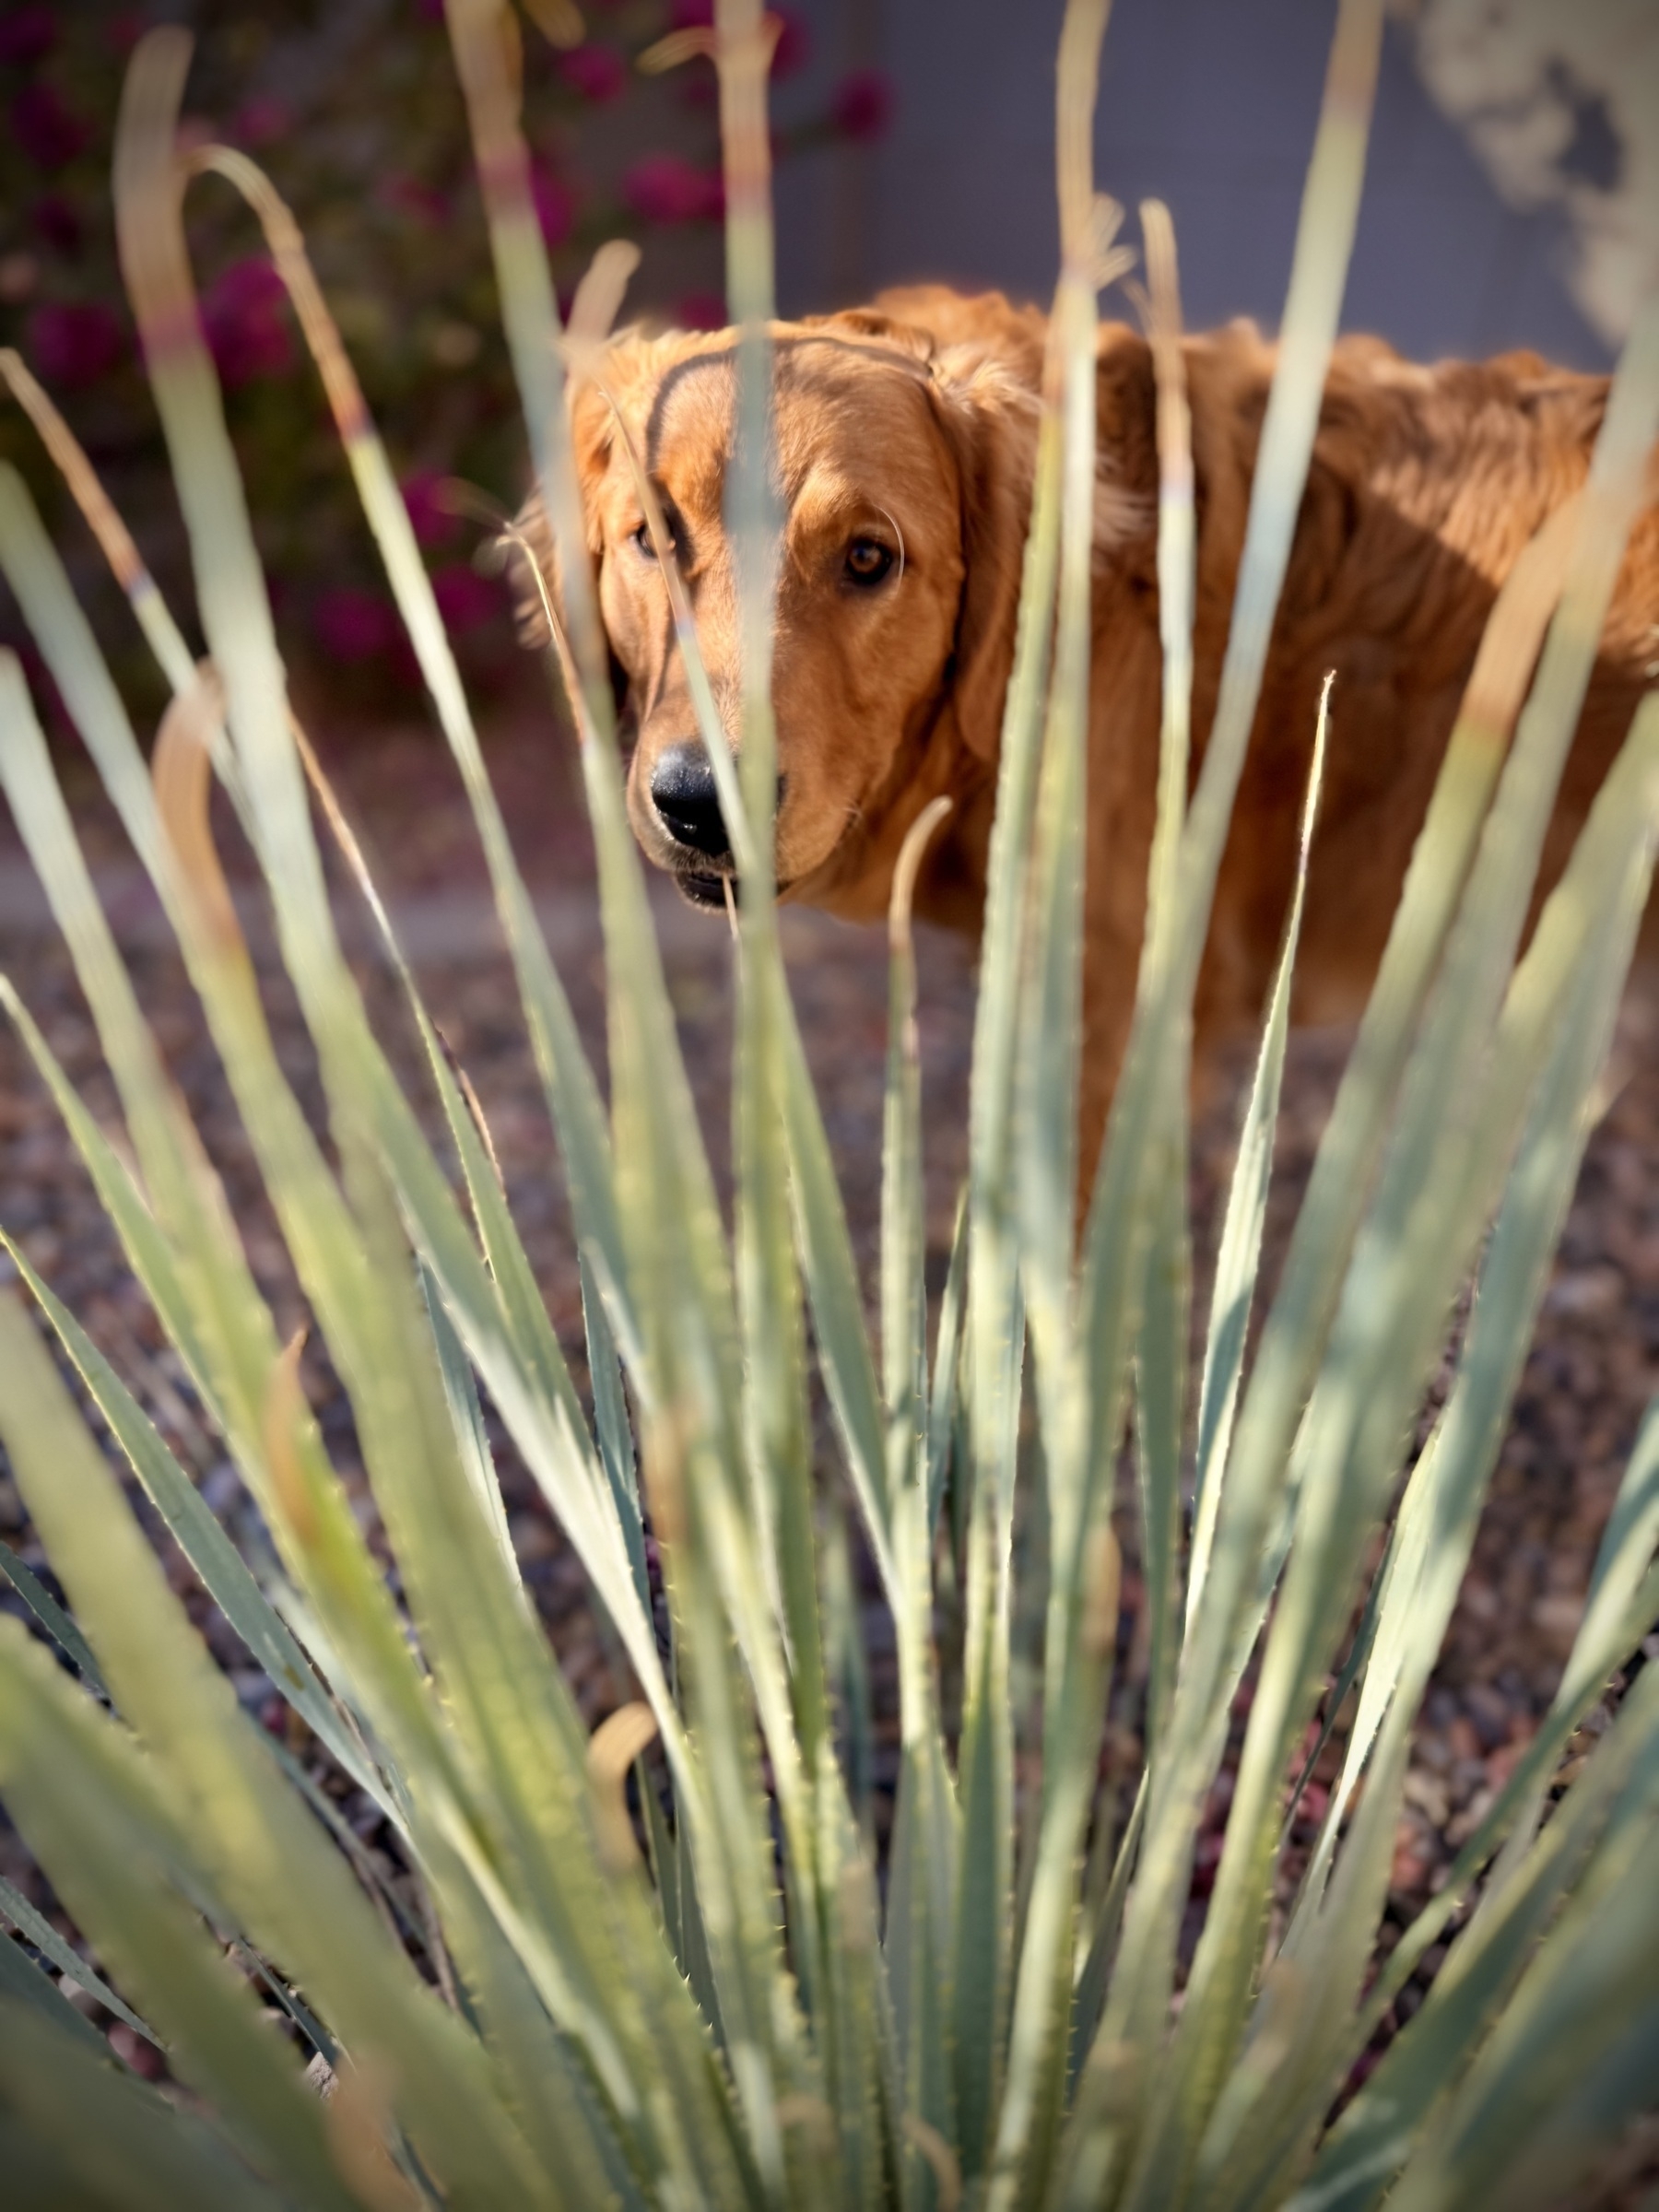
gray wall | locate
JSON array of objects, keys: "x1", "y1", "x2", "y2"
[{"x1": 773, "y1": 0, "x2": 1612, "y2": 371}]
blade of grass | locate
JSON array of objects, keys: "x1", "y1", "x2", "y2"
[
  {"x1": 1208, "y1": 706, "x2": 1659, "y2": 2208},
  {"x1": 1187, "y1": 674, "x2": 1332, "y2": 1630},
  {"x1": 0, "y1": 1293, "x2": 559, "y2": 2206},
  {"x1": 113, "y1": 76, "x2": 751, "y2": 2174},
  {"x1": 443, "y1": 18, "x2": 835, "y2": 2177},
  {"x1": 0, "y1": 1871, "x2": 158, "y2": 2046},
  {"x1": 0, "y1": 1986, "x2": 292, "y2": 2212},
  {"x1": 1103, "y1": 244, "x2": 1649, "y2": 2212},
  {"x1": 419, "y1": 1257, "x2": 524, "y2": 1605},
  {"x1": 0, "y1": 1626, "x2": 371, "y2": 2212},
  {"x1": 1154, "y1": 316, "x2": 1659, "y2": 2201},
  {"x1": 4, "y1": 1235, "x2": 397, "y2": 1820},
  {"x1": 0, "y1": 1533, "x2": 109, "y2": 1702},
  {"x1": 989, "y1": 7, "x2": 1130, "y2": 2194},
  {"x1": 1305, "y1": 1654, "x2": 1659, "y2": 2212},
  {"x1": 1080, "y1": 0, "x2": 1389, "y2": 2164}
]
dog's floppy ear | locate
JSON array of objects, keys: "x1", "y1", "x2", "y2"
[
  {"x1": 511, "y1": 335, "x2": 651, "y2": 662},
  {"x1": 510, "y1": 483, "x2": 630, "y2": 717},
  {"x1": 927, "y1": 348, "x2": 1042, "y2": 763},
  {"x1": 931, "y1": 326, "x2": 1158, "y2": 763}
]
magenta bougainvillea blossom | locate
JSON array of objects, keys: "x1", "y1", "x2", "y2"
[
  {"x1": 29, "y1": 191, "x2": 81, "y2": 257},
  {"x1": 0, "y1": 3, "x2": 889, "y2": 697},
  {"x1": 432, "y1": 563, "x2": 500, "y2": 635},
  {"x1": 312, "y1": 587, "x2": 404, "y2": 664},
  {"x1": 401, "y1": 469, "x2": 462, "y2": 552},
  {"x1": 530, "y1": 166, "x2": 578, "y2": 251},
  {"x1": 622, "y1": 151, "x2": 725, "y2": 227},
  {"x1": 0, "y1": 7, "x2": 57, "y2": 69},
  {"x1": 202, "y1": 257, "x2": 295, "y2": 389},
  {"x1": 558, "y1": 43, "x2": 629, "y2": 105},
  {"x1": 830, "y1": 67, "x2": 895, "y2": 146},
  {"x1": 232, "y1": 94, "x2": 292, "y2": 149},
  {"x1": 24, "y1": 300, "x2": 123, "y2": 390},
  {"x1": 13, "y1": 82, "x2": 90, "y2": 171}
]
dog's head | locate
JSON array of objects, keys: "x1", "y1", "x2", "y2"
[{"x1": 550, "y1": 300, "x2": 1049, "y2": 915}]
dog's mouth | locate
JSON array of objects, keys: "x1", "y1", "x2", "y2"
[
  {"x1": 675, "y1": 866, "x2": 731, "y2": 910},
  {"x1": 669, "y1": 861, "x2": 795, "y2": 911}
]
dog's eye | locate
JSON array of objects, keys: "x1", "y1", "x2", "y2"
[
  {"x1": 629, "y1": 521, "x2": 660, "y2": 560},
  {"x1": 844, "y1": 537, "x2": 895, "y2": 587}
]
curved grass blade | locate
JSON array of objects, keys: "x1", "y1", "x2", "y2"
[
  {"x1": 110, "y1": 88, "x2": 743, "y2": 2172},
  {"x1": 186, "y1": 144, "x2": 636, "y2": 1373},
  {"x1": 0, "y1": 351, "x2": 200, "y2": 705}
]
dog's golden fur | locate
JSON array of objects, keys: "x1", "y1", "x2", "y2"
[{"x1": 548, "y1": 286, "x2": 1658, "y2": 1171}]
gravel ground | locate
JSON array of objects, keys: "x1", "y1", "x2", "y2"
[{"x1": 1, "y1": 724, "x2": 1654, "y2": 2194}]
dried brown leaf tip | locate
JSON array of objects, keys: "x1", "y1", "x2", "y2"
[
  {"x1": 324, "y1": 2052, "x2": 423, "y2": 2212},
  {"x1": 263, "y1": 1326, "x2": 318, "y2": 1547},
  {"x1": 586, "y1": 1700, "x2": 659, "y2": 1873},
  {"x1": 1081, "y1": 1523, "x2": 1124, "y2": 1663},
  {"x1": 151, "y1": 665, "x2": 244, "y2": 959}
]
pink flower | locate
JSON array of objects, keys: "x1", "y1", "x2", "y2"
[
  {"x1": 668, "y1": 0, "x2": 713, "y2": 25},
  {"x1": 27, "y1": 301, "x2": 123, "y2": 390},
  {"x1": 30, "y1": 192, "x2": 80, "y2": 256},
  {"x1": 312, "y1": 589, "x2": 401, "y2": 662},
  {"x1": 431, "y1": 564, "x2": 498, "y2": 634},
  {"x1": 234, "y1": 95, "x2": 292, "y2": 147},
  {"x1": 559, "y1": 43, "x2": 627, "y2": 103},
  {"x1": 380, "y1": 173, "x2": 449, "y2": 227},
  {"x1": 0, "y1": 6, "x2": 55, "y2": 65},
  {"x1": 401, "y1": 468, "x2": 458, "y2": 550},
  {"x1": 622, "y1": 153, "x2": 723, "y2": 227},
  {"x1": 830, "y1": 66, "x2": 894, "y2": 144},
  {"x1": 203, "y1": 257, "x2": 292, "y2": 388},
  {"x1": 771, "y1": 10, "x2": 810, "y2": 80},
  {"x1": 529, "y1": 167, "x2": 575, "y2": 250},
  {"x1": 173, "y1": 114, "x2": 216, "y2": 159},
  {"x1": 12, "y1": 84, "x2": 88, "y2": 171},
  {"x1": 675, "y1": 289, "x2": 726, "y2": 332}
]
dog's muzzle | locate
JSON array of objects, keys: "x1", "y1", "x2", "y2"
[
  {"x1": 651, "y1": 741, "x2": 731, "y2": 863},
  {"x1": 648, "y1": 742, "x2": 788, "y2": 907}
]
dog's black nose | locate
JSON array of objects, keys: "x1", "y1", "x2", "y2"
[{"x1": 651, "y1": 740, "x2": 731, "y2": 861}]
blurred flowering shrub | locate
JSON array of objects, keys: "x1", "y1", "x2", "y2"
[{"x1": 0, "y1": 0, "x2": 893, "y2": 709}]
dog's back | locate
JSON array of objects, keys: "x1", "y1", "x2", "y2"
[
  {"x1": 919, "y1": 299, "x2": 1659, "y2": 1149},
  {"x1": 1183, "y1": 327, "x2": 1656, "y2": 1036}
]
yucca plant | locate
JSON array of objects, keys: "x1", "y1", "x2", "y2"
[{"x1": 1, "y1": 1, "x2": 1656, "y2": 2206}]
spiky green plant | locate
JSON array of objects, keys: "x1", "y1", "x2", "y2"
[{"x1": 1, "y1": 2, "x2": 1657, "y2": 2206}]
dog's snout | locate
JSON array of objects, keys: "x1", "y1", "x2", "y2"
[{"x1": 651, "y1": 741, "x2": 731, "y2": 861}]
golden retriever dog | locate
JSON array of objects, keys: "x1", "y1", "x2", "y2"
[{"x1": 538, "y1": 286, "x2": 1658, "y2": 1174}]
